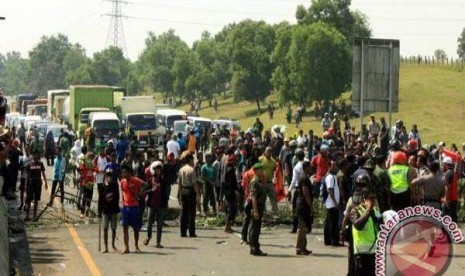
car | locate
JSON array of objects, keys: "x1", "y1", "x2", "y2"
[
  {"x1": 212, "y1": 118, "x2": 241, "y2": 132},
  {"x1": 45, "y1": 124, "x2": 67, "y2": 144},
  {"x1": 173, "y1": 120, "x2": 188, "y2": 139}
]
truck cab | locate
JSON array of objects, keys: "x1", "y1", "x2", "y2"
[
  {"x1": 89, "y1": 112, "x2": 120, "y2": 142},
  {"x1": 78, "y1": 107, "x2": 110, "y2": 138}
]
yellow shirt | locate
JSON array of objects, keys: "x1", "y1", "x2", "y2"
[{"x1": 259, "y1": 156, "x2": 276, "y2": 183}]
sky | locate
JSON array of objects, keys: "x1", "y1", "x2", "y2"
[{"x1": 1, "y1": 0, "x2": 464, "y2": 61}]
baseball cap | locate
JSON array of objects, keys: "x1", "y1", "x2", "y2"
[
  {"x1": 253, "y1": 162, "x2": 263, "y2": 169},
  {"x1": 289, "y1": 140, "x2": 297, "y2": 147}
]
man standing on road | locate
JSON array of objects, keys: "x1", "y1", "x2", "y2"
[
  {"x1": 167, "y1": 134, "x2": 181, "y2": 159},
  {"x1": 144, "y1": 161, "x2": 168, "y2": 248},
  {"x1": 387, "y1": 151, "x2": 412, "y2": 211},
  {"x1": 287, "y1": 148, "x2": 305, "y2": 233},
  {"x1": 120, "y1": 165, "x2": 148, "y2": 254},
  {"x1": 101, "y1": 168, "x2": 120, "y2": 253},
  {"x1": 259, "y1": 147, "x2": 278, "y2": 216},
  {"x1": 324, "y1": 160, "x2": 342, "y2": 247},
  {"x1": 25, "y1": 150, "x2": 48, "y2": 221},
  {"x1": 177, "y1": 153, "x2": 201, "y2": 237},
  {"x1": 48, "y1": 147, "x2": 65, "y2": 207},
  {"x1": 443, "y1": 156, "x2": 459, "y2": 222},
  {"x1": 310, "y1": 144, "x2": 330, "y2": 198},
  {"x1": 350, "y1": 189, "x2": 381, "y2": 276},
  {"x1": 248, "y1": 162, "x2": 267, "y2": 256},
  {"x1": 295, "y1": 161, "x2": 313, "y2": 255},
  {"x1": 94, "y1": 147, "x2": 109, "y2": 217}
]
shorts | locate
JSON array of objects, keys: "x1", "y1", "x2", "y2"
[
  {"x1": 103, "y1": 213, "x2": 118, "y2": 230},
  {"x1": 26, "y1": 180, "x2": 42, "y2": 203},
  {"x1": 121, "y1": 206, "x2": 142, "y2": 228}
]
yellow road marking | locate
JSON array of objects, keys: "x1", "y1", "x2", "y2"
[
  {"x1": 47, "y1": 176, "x2": 101, "y2": 275},
  {"x1": 67, "y1": 224, "x2": 102, "y2": 276}
]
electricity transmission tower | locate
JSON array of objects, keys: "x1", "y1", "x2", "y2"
[{"x1": 104, "y1": 0, "x2": 128, "y2": 56}]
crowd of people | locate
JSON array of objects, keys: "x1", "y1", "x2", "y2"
[{"x1": 1, "y1": 107, "x2": 465, "y2": 275}]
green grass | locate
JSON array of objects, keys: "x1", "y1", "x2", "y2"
[{"x1": 154, "y1": 66, "x2": 465, "y2": 146}]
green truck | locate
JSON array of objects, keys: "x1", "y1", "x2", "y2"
[{"x1": 62, "y1": 85, "x2": 125, "y2": 138}]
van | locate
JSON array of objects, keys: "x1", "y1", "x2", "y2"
[
  {"x1": 155, "y1": 109, "x2": 187, "y2": 136},
  {"x1": 89, "y1": 112, "x2": 120, "y2": 141},
  {"x1": 188, "y1": 116, "x2": 212, "y2": 130}
]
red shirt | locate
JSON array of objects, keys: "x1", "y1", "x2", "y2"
[
  {"x1": 120, "y1": 177, "x2": 144, "y2": 207},
  {"x1": 311, "y1": 154, "x2": 330, "y2": 182},
  {"x1": 446, "y1": 170, "x2": 459, "y2": 202}
]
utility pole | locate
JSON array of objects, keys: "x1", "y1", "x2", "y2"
[{"x1": 104, "y1": 0, "x2": 128, "y2": 56}]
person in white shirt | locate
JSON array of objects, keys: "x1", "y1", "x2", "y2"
[
  {"x1": 287, "y1": 149, "x2": 306, "y2": 233},
  {"x1": 296, "y1": 130, "x2": 307, "y2": 147},
  {"x1": 95, "y1": 147, "x2": 109, "y2": 217},
  {"x1": 324, "y1": 160, "x2": 342, "y2": 246},
  {"x1": 75, "y1": 146, "x2": 87, "y2": 211},
  {"x1": 166, "y1": 134, "x2": 181, "y2": 159}
]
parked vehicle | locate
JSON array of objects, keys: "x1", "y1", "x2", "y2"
[
  {"x1": 21, "y1": 98, "x2": 47, "y2": 115},
  {"x1": 15, "y1": 94, "x2": 37, "y2": 114},
  {"x1": 154, "y1": 109, "x2": 187, "y2": 137},
  {"x1": 187, "y1": 116, "x2": 212, "y2": 132},
  {"x1": 89, "y1": 112, "x2": 120, "y2": 141},
  {"x1": 212, "y1": 118, "x2": 241, "y2": 132},
  {"x1": 118, "y1": 96, "x2": 157, "y2": 150},
  {"x1": 62, "y1": 85, "x2": 124, "y2": 138},
  {"x1": 47, "y1": 89, "x2": 69, "y2": 120},
  {"x1": 46, "y1": 124, "x2": 68, "y2": 144},
  {"x1": 173, "y1": 120, "x2": 188, "y2": 139},
  {"x1": 27, "y1": 104, "x2": 47, "y2": 117}
]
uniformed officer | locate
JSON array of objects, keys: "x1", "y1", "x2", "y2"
[
  {"x1": 248, "y1": 162, "x2": 267, "y2": 256},
  {"x1": 350, "y1": 188, "x2": 381, "y2": 276},
  {"x1": 177, "y1": 153, "x2": 201, "y2": 237},
  {"x1": 387, "y1": 151, "x2": 412, "y2": 211}
]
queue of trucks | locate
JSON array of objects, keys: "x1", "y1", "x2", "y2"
[{"x1": 6, "y1": 85, "x2": 240, "y2": 150}]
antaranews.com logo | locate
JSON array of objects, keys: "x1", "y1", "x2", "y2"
[{"x1": 376, "y1": 205, "x2": 464, "y2": 276}]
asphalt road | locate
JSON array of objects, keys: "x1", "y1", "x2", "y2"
[{"x1": 26, "y1": 161, "x2": 465, "y2": 276}]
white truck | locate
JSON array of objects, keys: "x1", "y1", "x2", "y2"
[{"x1": 119, "y1": 96, "x2": 158, "y2": 150}]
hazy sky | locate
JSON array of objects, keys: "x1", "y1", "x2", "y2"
[{"x1": 1, "y1": 0, "x2": 464, "y2": 61}]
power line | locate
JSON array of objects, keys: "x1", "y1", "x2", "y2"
[
  {"x1": 104, "y1": 0, "x2": 128, "y2": 56},
  {"x1": 124, "y1": 15, "x2": 222, "y2": 27}
]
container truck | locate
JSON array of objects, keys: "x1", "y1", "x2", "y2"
[
  {"x1": 118, "y1": 96, "x2": 157, "y2": 150},
  {"x1": 64, "y1": 85, "x2": 123, "y2": 138}
]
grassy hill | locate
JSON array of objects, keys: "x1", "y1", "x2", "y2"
[{"x1": 166, "y1": 66, "x2": 465, "y2": 147}]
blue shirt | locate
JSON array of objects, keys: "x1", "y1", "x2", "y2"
[
  {"x1": 115, "y1": 140, "x2": 129, "y2": 160},
  {"x1": 53, "y1": 155, "x2": 65, "y2": 181}
]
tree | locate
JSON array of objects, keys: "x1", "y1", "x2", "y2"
[
  {"x1": 29, "y1": 34, "x2": 72, "y2": 95},
  {"x1": 189, "y1": 31, "x2": 230, "y2": 100},
  {"x1": 172, "y1": 48, "x2": 195, "y2": 100},
  {"x1": 457, "y1": 28, "x2": 465, "y2": 60},
  {"x1": 351, "y1": 10, "x2": 372, "y2": 38},
  {"x1": 63, "y1": 44, "x2": 92, "y2": 85},
  {"x1": 434, "y1": 49, "x2": 447, "y2": 61},
  {"x1": 299, "y1": 0, "x2": 371, "y2": 40},
  {"x1": 139, "y1": 29, "x2": 189, "y2": 96},
  {"x1": 229, "y1": 20, "x2": 275, "y2": 112},
  {"x1": 288, "y1": 22, "x2": 351, "y2": 104},
  {"x1": 270, "y1": 22, "x2": 295, "y2": 105},
  {"x1": 89, "y1": 46, "x2": 131, "y2": 87},
  {"x1": 0, "y1": 52, "x2": 30, "y2": 94}
]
